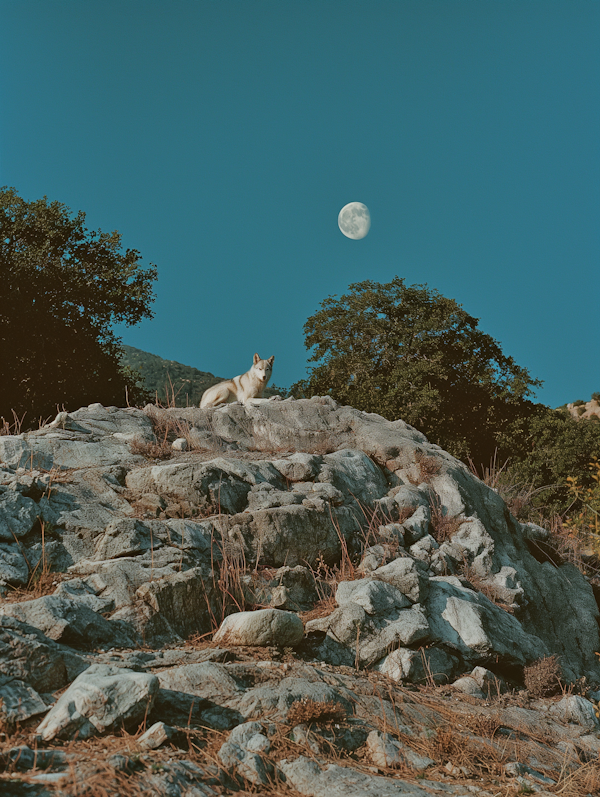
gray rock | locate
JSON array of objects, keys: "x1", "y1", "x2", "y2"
[
  {"x1": 0, "y1": 542, "x2": 30, "y2": 585},
  {"x1": 271, "y1": 453, "x2": 323, "y2": 482},
  {"x1": 401, "y1": 505, "x2": 431, "y2": 544},
  {"x1": 409, "y1": 534, "x2": 439, "y2": 562},
  {"x1": 0, "y1": 595, "x2": 137, "y2": 648},
  {"x1": 469, "y1": 665, "x2": 506, "y2": 695},
  {"x1": 219, "y1": 720, "x2": 272, "y2": 785},
  {"x1": 451, "y1": 675, "x2": 485, "y2": 698},
  {"x1": 36, "y1": 664, "x2": 159, "y2": 741},
  {"x1": 212, "y1": 608, "x2": 304, "y2": 647},
  {"x1": 317, "y1": 449, "x2": 389, "y2": 507},
  {"x1": 158, "y1": 661, "x2": 241, "y2": 702},
  {"x1": 426, "y1": 576, "x2": 547, "y2": 667},
  {"x1": 138, "y1": 720, "x2": 175, "y2": 749},
  {"x1": 366, "y1": 730, "x2": 434, "y2": 771},
  {"x1": 335, "y1": 578, "x2": 411, "y2": 615},
  {"x1": 357, "y1": 607, "x2": 431, "y2": 667},
  {"x1": 52, "y1": 578, "x2": 115, "y2": 613},
  {"x1": 0, "y1": 491, "x2": 39, "y2": 541},
  {"x1": 377, "y1": 646, "x2": 459, "y2": 685},
  {"x1": 0, "y1": 678, "x2": 48, "y2": 721},
  {"x1": 549, "y1": 695, "x2": 600, "y2": 731},
  {"x1": 0, "y1": 616, "x2": 88, "y2": 692},
  {"x1": 233, "y1": 676, "x2": 351, "y2": 722},
  {"x1": 1, "y1": 745, "x2": 66, "y2": 772},
  {"x1": 358, "y1": 545, "x2": 388, "y2": 573},
  {"x1": 247, "y1": 487, "x2": 304, "y2": 511},
  {"x1": 223, "y1": 502, "x2": 361, "y2": 568},
  {"x1": 135, "y1": 565, "x2": 216, "y2": 638},
  {"x1": 477, "y1": 566, "x2": 525, "y2": 608},
  {"x1": 372, "y1": 556, "x2": 430, "y2": 603},
  {"x1": 279, "y1": 755, "x2": 437, "y2": 797},
  {"x1": 268, "y1": 565, "x2": 319, "y2": 611}
]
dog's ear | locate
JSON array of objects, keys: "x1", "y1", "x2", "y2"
[
  {"x1": 253, "y1": 353, "x2": 260, "y2": 364},
  {"x1": 267, "y1": 356, "x2": 274, "y2": 366}
]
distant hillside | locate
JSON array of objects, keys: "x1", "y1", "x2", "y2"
[{"x1": 121, "y1": 345, "x2": 283, "y2": 406}]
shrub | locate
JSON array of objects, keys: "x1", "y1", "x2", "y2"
[
  {"x1": 286, "y1": 698, "x2": 347, "y2": 726},
  {"x1": 523, "y1": 655, "x2": 563, "y2": 697}
]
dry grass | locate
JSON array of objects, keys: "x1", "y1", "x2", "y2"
[
  {"x1": 133, "y1": 404, "x2": 228, "y2": 460},
  {"x1": 414, "y1": 450, "x2": 442, "y2": 482},
  {"x1": 129, "y1": 434, "x2": 173, "y2": 460},
  {"x1": 468, "y1": 451, "x2": 556, "y2": 522},
  {"x1": 286, "y1": 698, "x2": 347, "y2": 726},
  {"x1": 0, "y1": 410, "x2": 27, "y2": 436},
  {"x1": 523, "y1": 655, "x2": 563, "y2": 698},
  {"x1": 429, "y1": 496, "x2": 463, "y2": 542}
]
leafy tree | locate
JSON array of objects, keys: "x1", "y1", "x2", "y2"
[
  {"x1": 499, "y1": 406, "x2": 600, "y2": 518},
  {"x1": 0, "y1": 187, "x2": 156, "y2": 423},
  {"x1": 292, "y1": 277, "x2": 541, "y2": 463}
]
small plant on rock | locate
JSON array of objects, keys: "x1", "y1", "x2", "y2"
[
  {"x1": 429, "y1": 496, "x2": 462, "y2": 543},
  {"x1": 523, "y1": 655, "x2": 563, "y2": 697},
  {"x1": 286, "y1": 698, "x2": 347, "y2": 726},
  {"x1": 415, "y1": 450, "x2": 442, "y2": 482}
]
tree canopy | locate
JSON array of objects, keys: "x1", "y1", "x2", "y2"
[
  {"x1": 292, "y1": 277, "x2": 542, "y2": 463},
  {"x1": 0, "y1": 187, "x2": 156, "y2": 422}
]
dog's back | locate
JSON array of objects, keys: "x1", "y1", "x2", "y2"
[{"x1": 200, "y1": 353, "x2": 274, "y2": 408}]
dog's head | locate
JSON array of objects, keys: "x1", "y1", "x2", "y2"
[{"x1": 252, "y1": 353, "x2": 274, "y2": 383}]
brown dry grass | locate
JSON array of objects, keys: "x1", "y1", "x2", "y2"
[
  {"x1": 286, "y1": 698, "x2": 347, "y2": 726},
  {"x1": 414, "y1": 450, "x2": 442, "y2": 482},
  {"x1": 133, "y1": 404, "x2": 229, "y2": 461},
  {"x1": 523, "y1": 655, "x2": 563, "y2": 698},
  {"x1": 429, "y1": 496, "x2": 463, "y2": 542}
]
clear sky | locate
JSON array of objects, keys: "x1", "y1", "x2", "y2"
[{"x1": 1, "y1": 1, "x2": 598, "y2": 407}]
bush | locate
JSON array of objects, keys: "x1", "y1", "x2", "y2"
[
  {"x1": 498, "y1": 406, "x2": 600, "y2": 519},
  {"x1": 523, "y1": 655, "x2": 563, "y2": 697}
]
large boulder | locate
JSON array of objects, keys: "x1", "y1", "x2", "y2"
[
  {"x1": 36, "y1": 664, "x2": 159, "y2": 741},
  {"x1": 213, "y1": 608, "x2": 304, "y2": 647}
]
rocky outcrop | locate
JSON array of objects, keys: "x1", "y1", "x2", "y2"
[
  {"x1": 565, "y1": 398, "x2": 600, "y2": 421},
  {"x1": 1, "y1": 397, "x2": 599, "y2": 794}
]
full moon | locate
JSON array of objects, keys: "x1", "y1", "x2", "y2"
[{"x1": 338, "y1": 202, "x2": 371, "y2": 239}]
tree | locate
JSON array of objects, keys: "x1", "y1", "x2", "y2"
[
  {"x1": 0, "y1": 187, "x2": 156, "y2": 423},
  {"x1": 292, "y1": 277, "x2": 541, "y2": 463},
  {"x1": 499, "y1": 406, "x2": 600, "y2": 518}
]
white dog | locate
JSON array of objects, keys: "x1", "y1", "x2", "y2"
[{"x1": 200, "y1": 353, "x2": 275, "y2": 408}]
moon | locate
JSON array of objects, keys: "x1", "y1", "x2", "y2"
[{"x1": 338, "y1": 202, "x2": 371, "y2": 239}]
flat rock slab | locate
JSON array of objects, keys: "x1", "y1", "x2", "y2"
[
  {"x1": 279, "y1": 755, "x2": 438, "y2": 796},
  {"x1": 213, "y1": 608, "x2": 304, "y2": 647}
]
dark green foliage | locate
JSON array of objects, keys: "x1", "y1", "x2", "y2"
[
  {"x1": 120, "y1": 345, "x2": 225, "y2": 406},
  {"x1": 120, "y1": 345, "x2": 286, "y2": 406},
  {"x1": 592, "y1": 392, "x2": 600, "y2": 402},
  {"x1": 0, "y1": 187, "x2": 156, "y2": 423},
  {"x1": 499, "y1": 405, "x2": 600, "y2": 517},
  {"x1": 292, "y1": 277, "x2": 541, "y2": 464}
]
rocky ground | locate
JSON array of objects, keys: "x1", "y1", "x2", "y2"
[{"x1": 1, "y1": 397, "x2": 599, "y2": 796}]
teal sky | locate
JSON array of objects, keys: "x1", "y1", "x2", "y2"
[{"x1": 1, "y1": 1, "x2": 598, "y2": 407}]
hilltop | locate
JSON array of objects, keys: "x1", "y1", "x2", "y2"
[
  {"x1": 1, "y1": 397, "x2": 599, "y2": 795},
  {"x1": 121, "y1": 345, "x2": 283, "y2": 406}
]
